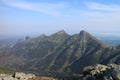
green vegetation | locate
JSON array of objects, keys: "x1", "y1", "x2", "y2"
[
  {"x1": 0, "y1": 30, "x2": 120, "y2": 78},
  {"x1": 0, "y1": 68, "x2": 14, "y2": 74},
  {"x1": 28, "y1": 76, "x2": 58, "y2": 80}
]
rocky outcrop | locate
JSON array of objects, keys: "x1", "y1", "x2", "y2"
[
  {"x1": 0, "y1": 72, "x2": 36, "y2": 80},
  {"x1": 83, "y1": 64, "x2": 120, "y2": 80}
]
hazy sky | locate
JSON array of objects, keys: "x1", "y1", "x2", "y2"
[{"x1": 0, "y1": 0, "x2": 120, "y2": 36}]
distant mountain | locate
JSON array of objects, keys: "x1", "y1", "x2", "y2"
[
  {"x1": 0, "y1": 37, "x2": 18, "y2": 50},
  {"x1": 0, "y1": 30, "x2": 120, "y2": 77},
  {"x1": 96, "y1": 34, "x2": 120, "y2": 46}
]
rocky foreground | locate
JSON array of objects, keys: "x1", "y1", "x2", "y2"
[
  {"x1": 0, "y1": 72, "x2": 58, "y2": 80},
  {"x1": 0, "y1": 72, "x2": 35, "y2": 80},
  {"x1": 0, "y1": 64, "x2": 120, "y2": 80},
  {"x1": 83, "y1": 64, "x2": 120, "y2": 80}
]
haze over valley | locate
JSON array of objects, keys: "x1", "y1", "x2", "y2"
[{"x1": 0, "y1": 0, "x2": 120, "y2": 80}]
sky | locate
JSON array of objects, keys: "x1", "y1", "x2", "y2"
[{"x1": 0, "y1": 0, "x2": 120, "y2": 36}]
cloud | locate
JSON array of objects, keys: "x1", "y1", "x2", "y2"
[
  {"x1": 1, "y1": 0, "x2": 68, "y2": 16},
  {"x1": 86, "y1": 2, "x2": 120, "y2": 11},
  {"x1": 73, "y1": 2, "x2": 120, "y2": 33},
  {"x1": 79, "y1": 2, "x2": 120, "y2": 18}
]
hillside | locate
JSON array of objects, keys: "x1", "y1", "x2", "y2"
[{"x1": 0, "y1": 30, "x2": 120, "y2": 77}]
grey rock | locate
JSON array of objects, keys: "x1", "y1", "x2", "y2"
[{"x1": 0, "y1": 72, "x2": 36, "y2": 80}]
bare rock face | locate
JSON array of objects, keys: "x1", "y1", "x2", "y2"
[
  {"x1": 13, "y1": 72, "x2": 36, "y2": 80},
  {"x1": 2, "y1": 76, "x2": 17, "y2": 80},
  {"x1": 83, "y1": 64, "x2": 120, "y2": 80},
  {"x1": 13, "y1": 72, "x2": 26, "y2": 79},
  {"x1": 0, "y1": 72, "x2": 36, "y2": 80}
]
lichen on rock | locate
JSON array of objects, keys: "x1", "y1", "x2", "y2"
[{"x1": 83, "y1": 64, "x2": 120, "y2": 80}]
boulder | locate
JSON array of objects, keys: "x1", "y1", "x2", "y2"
[
  {"x1": 0, "y1": 72, "x2": 36, "y2": 80},
  {"x1": 83, "y1": 64, "x2": 120, "y2": 80},
  {"x1": 13, "y1": 72, "x2": 36, "y2": 80}
]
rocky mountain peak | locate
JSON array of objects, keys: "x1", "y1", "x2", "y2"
[
  {"x1": 40, "y1": 34, "x2": 47, "y2": 38},
  {"x1": 79, "y1": 30, "x2": 90, "y2": 36},
  {"x1": 78, "y1": 30, "x2": 108, "y2": 48},
  {"x1": 50, "y1": 30, "x2": 69, "y2": 38},
  {"x1": 55, "y1": 30, "x2": 67, "y2": 35}
]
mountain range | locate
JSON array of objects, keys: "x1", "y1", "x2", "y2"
[{"x1": 0, "y1": 30, "x2": 120, "y2": 77}]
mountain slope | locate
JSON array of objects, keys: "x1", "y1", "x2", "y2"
[
  {"x1": 0, "y1": 30, "x2": 120, "y2": 76},
  {"x1": 46, "y1": 30, "x2": 110, "y2": 73},
  {"x1": 0, "y1": 30, "x2": 70, "y2": 70},
  {"x1": 22, "y1": 30, "x2": 111, "y2": 74}
]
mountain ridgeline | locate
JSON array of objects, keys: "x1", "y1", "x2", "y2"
[{"x1": 0, "y1": 30, "x2": 120, "y2": 76}]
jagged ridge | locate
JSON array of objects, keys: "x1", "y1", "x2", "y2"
[{"x1": 0, "y1": 30, "x2": 120, "y2": 76}]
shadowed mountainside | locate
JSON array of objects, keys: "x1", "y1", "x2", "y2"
[{"x1": 0, "y1": 30, "x2": 120, "y2": 77}]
